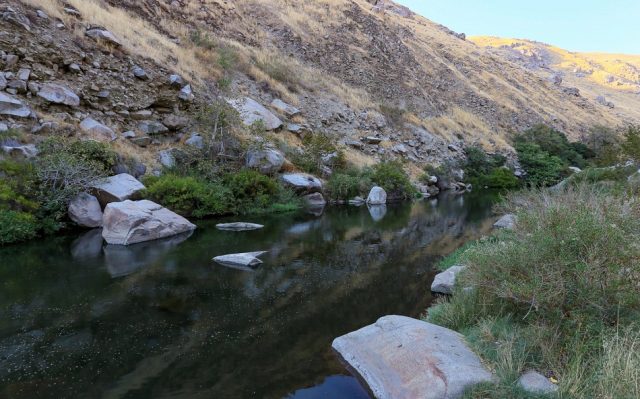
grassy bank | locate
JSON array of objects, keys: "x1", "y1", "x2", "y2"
[{"x1": 426, "y1": 183, "x2": 640, "y2": 398}]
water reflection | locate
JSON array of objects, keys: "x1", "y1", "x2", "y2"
[{"x1": 0, "y1": 192, "x2": 500, "y2": 399}]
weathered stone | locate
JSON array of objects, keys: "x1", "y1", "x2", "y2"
[
  {"x1": 568, "y1": 166, "x2": 582, "y2": 174},
  {"x1": 364, "y1": 136, "x2": 382, "y2": 145},
  {"x1": 138, "y1": 120, "x2": 168, "y2": 135},
  {"x1": 130, "y1": 110, "x2": 153, "y2": 120},
  {"x1": 158, "y1": 149, "x2": 177, "y2": 168},
  {"x1": 431, "y1": 265, "x2": 465, "y2": 295},
  {"x1": 0, "y1": 92, "x2": 32, "y2": 117},
  {"x1": 37, "y1": 83, "x2": 80, "y2": 106},
  {"x1": 132, "y1": 66, "x2": 149, "y2": 80},
  {"x1": 168, "y1": 74, "x2": 184, "y2": 88},
  {"x1": 346, "y1": 139, "x2": 364, "y2": 149},
  {"x1": 91, "y1": 173, "x2": 146, "y2": 207},
  {"x1": 303, "y1": 192, "x2": 326, "y2": 209},
  {"x1": 348, "y1": 196, "x2": 366, "y2": 205},
  {"x1": 185, "y1": 133, "x2": 204, "y2": 149},
  {"x1": 85, "y1": 28, "x2": 122, "y2": 47},
  {"x1": 178, "y1": 85, "x2": 194, "y2": 102},
  {"x1": 332, "y1": 315, "x2": 493, "y2": 399},
  {"x1": 6, "y1": 79, "x2": 27, "y2": 93},
  {"x1": 494, "y1": 214, "x2": 516, "y2": 230},
  {"x1": 246, "y1": 148, "x2": 285, "y2": 175},
  {"x1": 367, "y1": 186, "x2": 387, "y2": 205},
  {"x1": 122, "y1": 130, "x2": 136, "y2": 139},
  {"x1": 517, "y1": 371, "x2": 558, "y2": 395},
  {"x1": 280, "y1": 173, "x2": 323, "y2": 193},
  {"x1": 102, "y1": 200, "x2": 196, "y2": 245},
  {"x1": 162, "y1": 114, "x2": 189, "y2": 130},
  {"x1": 79, "y1": 117, "x2": 116, "y2": 140},
  {"x1": 216, "y1": 223, "x2": 264, "y2": 231},
  {"x1": 31, "y1": 121, "x2": 59, "y2": 134},
  {"x1": 131, "y1": 136, "x2": 151, "y2": 147},
  {"x1": 213, "y1": 251, "x2": 267, "y2": 270},
  {"x1": 17, "y1": 68, "x2": 30, "y2": 81},
  {"x1": 0, "y1": 74, "x2": 6, "y2": 90},
  {"x1": 227, "y1": 97, "x2": 283, "y2": 131},
  {"x1": 270, "y1": 98, "x2": 301, "y2": 117},
  {"x1": 1, "y1": 144, "x2": 38, "y2": 159},
  {"x1": 68, "y1": 193, "x2": 103, "y2": 228},
  {"x1": 286, "y1": 123, "x2": 303, "y2": 134}
]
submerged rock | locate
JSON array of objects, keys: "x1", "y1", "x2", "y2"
[
  {"x1": 332, "y1": 315, "x2": 493, "y2": 399},
  {"x1": 102, "y1": 200, "x2": 196, "y2": 245},
  {"x1": 493, "y1": 214, "x2": 516, "y2": 230},
  {"x1": 431, "y1": 265, "x2": 465, "y2": 294},
  {"x1": 517, "y1": 371, "x2": 558, "y2": 394},
  {"x1": 91, "y1": 173, "x2": 146, "y2": 207},
  {"x1": 68, "y1": 193, "x2": 103, "y2": 228},
  {"x1": 213, "y1": 251, "x2": 267, "y2": 270},
  {"x1": 216, "y1": 222, "x2": 264, "y2": 231},
  {"x1": 366, "y1": 186, "x2": 387, "y2": 205}
]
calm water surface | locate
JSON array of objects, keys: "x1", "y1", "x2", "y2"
[{"x1": 0, "y1": 192, "x2": 499, "y2": 399}]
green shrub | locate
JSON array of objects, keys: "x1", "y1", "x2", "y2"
[
  {"x1": 515, "y1": 124, "x2": 588, "y2": 168},
  {"x1": 621, "y1": 126, "x2": 640, "y2": 163},
  {"x1": 0, "y1": 210, "x2": 39, "y2": 245},
  {"x1": 327, "y1": 173, "x2": 361, "y2": 200},
  {"x1": 515, "y1": 142, "x2": 565, "y2": 187},
  {"x1": 463, "y1": 147, "x2": 519, "y2": 189},
  {"x1": 483, "y1": 168, "x2": 520, "y2": 189},
  {"x1": 38, "y1": 138, "x2": 117, "y2": 173},
  {"x1": 371, "y1": 161, "x2": 416, "y2": 200},
  {"x1": 288, "y1": 133, "x2": 345, "y2": 175},
  {"x1": 144, "y1": 174, "x2": 232, "y2": 218}
]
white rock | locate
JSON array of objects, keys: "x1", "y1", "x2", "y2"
[
  {"x1": 213, "y1": 251, "x2": 267, "y2": 270},
  {"x1": 91, "y1": 173, "x2": 146, "y2": 207},
  {"x1": 227, "y1": 97, "x2": 283, "y2": 131},
  {"x1": 367, "y1": 186, "x2": 387, "y2": 205},
  {"x1": 79, "y1": 117, "x2": 116, "y2": 140},
  {"x1": 0, "y1": 91, "x2": 32, "y2": 117},
  {"x1": 280, "y1": 173, "x2": 323, "y2": 193},
  {"x1": 517, "y1": 371, "x2": 558, "y2": 394},
  {"x1": 185, "y1": 134, "x2": 204, "y2": 149},
  {"x1": 37, "y1": 83, "x2": 80, "y2": 106},
  {"x1": 270, "y1": 98, "x2": 301, "y2": 117},
  {"x1": 431, "y1": 265, "x2": 466, "y2": 294},
  {"x1": 102, "y1": 200, "x2": 196, "y2": 245},
  {"x1": 367, "y1": 204, "x2": 387, "y2": 222},
  {"x1": 68, "y1": 193, "x2": 103, "y2": 228},
  {"x1": 1, "y1": 144, "x2": 38, "y2": 159},
  {"x1": 216, "y1": 222, "x2": 264, "y2": 231},
  {"x1": 568, "y1": 166, "x2": 582, "y2": 174},
  {"x1": 332, "y1": 315, "x2": 493, "y2": 399},
  {"x1": 178, "y1": 84, "x2": 194, "y2": 102},
  {"x1": 493, "y1": 214, "x2": 516, "y2": 230}
]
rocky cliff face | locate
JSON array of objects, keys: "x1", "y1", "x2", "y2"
[{"x1": 1, "y1": 0, "x2": 637, "y2": 175}]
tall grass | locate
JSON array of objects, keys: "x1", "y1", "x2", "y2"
[{"x1": 427, "y1": 183, "x2": 640, "y2": 398}]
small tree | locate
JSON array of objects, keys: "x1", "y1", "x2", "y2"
[{"x1": 621, "y1": 126, "x2": 640, "y2": 163}]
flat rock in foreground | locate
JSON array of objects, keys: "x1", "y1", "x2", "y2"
[
  {"x1": 213, "y1": 251, "x2": 267, "y2": 270},
  {"x1": 332, "y1": 315, "x2": 493, "y2": 399},
  {"x1": 216, "y1": 222, "x2": 264, "y2": 231},
  {"x1": 102, "y1": 200, "x2": 196, "y2": 245}
]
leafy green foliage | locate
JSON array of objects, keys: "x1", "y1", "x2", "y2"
[
  {"x1": 621, "y1": 126, "x2": 640, "y2": 162},
  {"x1": 515, "y1": 142, "x2": 565, "y2": 187},
  {"x1": 327, "y1": 168, "x2": 373, "y2": 200},
  {"x1": 0, "y1": 210, "x2": 39, "y2": 245},
  {"x1": 288, "y1": 133, "x2": 345, "y2": 175},
  {"x1": 516, "y1": 124, "x2": 588, "y2": 168},
  {"x1": 463, "y1": 147, "x2": 519, "y2": 189},
  {"x1": 371, "y1": 161, "x2": 416, "y2": 200}
]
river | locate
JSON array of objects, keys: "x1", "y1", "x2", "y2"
[{"x1": 0, "y1": 192, "x2": 499, "y2": 399}]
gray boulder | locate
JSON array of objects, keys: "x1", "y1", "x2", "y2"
[
  {"x1": 102, "y1": 200, "x2": 196, "y2": 245},
  {"x1": 332, "y1": 315, "x2": 493, "y2": 399},
  {"x1": 91, "y1": 173, "x2": 146, "y2": 207},
  {"x1": 138, "y1": 120, "x2": 168, "y2": 135},
  {"x1": 280, "y1": 173, "x2": 323, "y2": 193},
  {"x1": 216, "y1": 223, "x2": 264, "y2": 231},
  {"x1": 178, "y1": 84, "x2": 194, "y2": 102},
  {"x1": 517, "y1": 371, "x2": 558, "y2": 395},
  {"x1": 227, "y1": 97, "x2": 283, "y2": 130},
  {"x1": 132, "y1": 66, "x2": 149, "y2": 80},
  {"x1": 85, "y1": 28, "x2": 122, "y2": 47},
  {"x1": 68, "y1": 193, "x2": 103, "y2": 228},
  {"x1": 431, "y1": 265, "x2": 466, "y2": 294},
  {"x1": 270, "y1": 99, "x2": 301, "y2": 117},
  {"x1": 494, "y1": 214, "x2": 516, "y2": 230},
  {"x1": 168, "y1": 74, "x2": 184, "y2": 88},
  {"x1": 79, "y1": 117, "x2": 116, "y2": 140},
  {"x1": 367, "y1": 186, "x2": 387, "y2": 205},
  {"x1": 246, "y1": 148, "x2": 285, "y2": 175},
  {"x1": 1, "y1": 144, "x2": 38, "y2": 159},
  {"x1": 185, "y1": 133, "x2": 204, "y2": 149},
  {"x1": 37, "y1": 83, "x2": 80, "y2": 106},
  {"x1": 0, "y1": 92, "x2": 32, "y2": 117},
  {"x1": 162, "y1": 114, "x2": 189, "y2": 130},
  {"x1": 158, "y1": 149, "x2": 177, "y2": 168},
  {"x1": 213, "y1": 251, "x2": 267, "y2": 270}
]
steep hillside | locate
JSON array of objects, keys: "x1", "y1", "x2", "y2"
[
  {"x1": 470, "y1": 36, "x2": 640, "y2": 126},
  {"x1": 3, "y1": 0, "x2": 639, "y2": 176}
]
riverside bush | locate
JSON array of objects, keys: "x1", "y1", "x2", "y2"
[
  {"x1": 427, "y1": 184, "x2": 640, "y2": 398},
  {"x1": 371, "y1": 161, "x2": 416, "y2": 200},
  {"x1": 463, "y1": 147, "x2": 519, "y2": 189},
  {"x1": 0, "y1": 210, "x2": 39, "y2": 245}
]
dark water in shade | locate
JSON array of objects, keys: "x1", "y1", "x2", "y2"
[{"x1": 0, "y1": 192, "x2": 500, "y2": 399}]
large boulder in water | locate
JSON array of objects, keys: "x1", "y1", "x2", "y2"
[
  {"x1": 227, "y1": 97, "x2": 283, "y2": 130},
  {"x1": 68, "y1": 193, "x2": 103, "y2": 228},
  {"x1": 246, "y1": 148, "x2": 285, "y2": 175},
  {"x1": 366, "y1": 186, "x2": 387, "y2": 205},
  {"x1": 91, "y1": 173, "x2": 146, "y2": 207},
  {"x1": 102, "y1": 200, "x2": 196, "y2": 245},
  {"x1": 332, "y1": 315, "x2": 493, "y2": 399}
]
